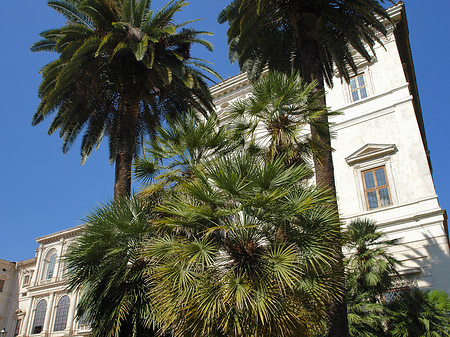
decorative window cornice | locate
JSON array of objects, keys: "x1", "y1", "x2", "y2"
[{"x1": 346, "y1": 143, "x2": 397, "y2": 165}]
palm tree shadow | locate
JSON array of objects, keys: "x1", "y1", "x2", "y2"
[{"x1": 391, "y1": 225, "x2": 450, "y2": 293}]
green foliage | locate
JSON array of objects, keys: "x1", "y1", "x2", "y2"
[
  {"x1": 386, "y1": 289, "x2": 450, "y2": 336},
  {"x1": 218, "y1": 0, "x2": 390, "y2": 85},
  {"x1": 134, "y1": 110, "x2": 238, "y2": 195},
  {"x1": 345, "y1": 219, "x2": 400, "y2": 300},
  {"x1": 142, "y1": 152, "x2": 341, "y2": 336},
  {"x1": 66, "y1": 197, "x2": 160, "y2": 337},
  {"x1": 32, "y1": 0, "x2": 218, "y2": 169},
  {"x1": 344, "y1": 219, "x2": 400, "y2": 336},
  {"x1": 224, "y1": 71, "x2": 338, "y2": 166}
]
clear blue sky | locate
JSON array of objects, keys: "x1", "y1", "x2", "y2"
[{"x1": 0, "y1": 0, "x2": 448, "y2": 262}]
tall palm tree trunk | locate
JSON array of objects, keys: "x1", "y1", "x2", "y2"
[
  {"x1": 296, "y1": 13, "x2": 349, "y2": 337},
  {"x1": 114, "y1": 91, "x2": 140, "y2": 199}
]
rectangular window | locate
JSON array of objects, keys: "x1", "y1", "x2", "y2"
[
  {"x1": 78, "y1": 311, "x2": 91, "y2": 330},
  {"x1": 350, "y1": 74, "x2": 368, "y2": 102},
  {"x1": 382, "y1": 285, "x2": 410, "y2": 304},
  {"x1": 14, "y1": 319, "x2": 22, "y2": 336},
  {"x1": 23, "y1": 275, "x2": 30, "y2": 287},
  {"x1": 0, "y1": 279, "x2": 4, "y2": 292},
  {"x1": 362, "y1": 166, "x2": 392, "y2": 210}
]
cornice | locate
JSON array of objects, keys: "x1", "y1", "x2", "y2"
[
  {"x1": 341, "y1": 200, "x2": 444, "y2": 227},
  {"x1": 210, "y1": 72, "x2": 250, "y2": 100},
  {"x1": 35, "y1": 225, "x2": 85, "y2": 244},
  {"x1": 16, "y1": 257, "x2": 36, "y2": 267},
  {"x1": 27, "y1": 279, "x2": 67, "y2": 292},
  {"x1": 386, "y1": 2, "x2": 403, "y2": 23},
  {"x1": 345, "y1": 144, "x2": 397, "y2": 165}
]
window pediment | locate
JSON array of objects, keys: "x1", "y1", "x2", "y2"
[{"x1": 346, "y1": 144, "x2": 397, "y2": 165}]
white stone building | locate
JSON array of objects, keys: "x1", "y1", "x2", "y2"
[
  {"x1": 0, "y1": 2, "x2": 448, "y2": 336},
  {"x1": 0, "y1": 227, "x2": 91, "y2": 337}
]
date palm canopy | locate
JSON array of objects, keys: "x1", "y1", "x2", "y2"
[
  {"x1": 32, "y1": 0, "x2": 218, "y2": 198},
  {"x1": 218, "y1": 0, "x2": 390, "y2": 85}
]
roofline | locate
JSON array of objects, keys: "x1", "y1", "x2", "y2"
[
  {"x1": 16, "y1": 257, "x2": 36, "y2": 267},
  {"x1": 391, "y1": 2, "x2": 431, "y2": 172},
  {"x1": 35, "y1": 224, "x2": 85, "y2": 244}
]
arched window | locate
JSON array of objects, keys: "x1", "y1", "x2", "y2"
[
  {"x1": 46, "y1": 253, "x2": 57, "y2": 279},
  {"x1": 41, "y1": 251, "x2": 58, "y2": 281},
  {"x1": 32, "y1": 299, "x2": 47, "y2": 334},
  {"x1": 53, "y1": 296, "x2": 70, "y2": 331}
]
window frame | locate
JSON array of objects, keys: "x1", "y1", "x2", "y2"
[
  {"x1": 346, "y1": 144, "x2": 398, "y2": 213},
  {"x1": 32, "y1": 299, "x2": 47, "y2": 335},
  {"x1": 361, "y1": 166, "x2": 393, "y2": 210},
  {"x1": 0, "y1": 279, "x2": 4, "y2": 292},
  {"x1": 41, "y1": 249, "x2": 58, "y2": 281},
  {"x1": 349, "y1": 73, "x2": 369, "y2": 102},
  {"x1": 14, "y1": 319, "x2": 22, "y2": 336},
  {"x1": 53, "y1": 295, "x2": 70, "y2": 332},
  {"x1": 22, "y1": 275, "x2": 31, "y2": 287}
]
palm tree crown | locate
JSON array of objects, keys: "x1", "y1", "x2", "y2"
[
  {"x1": 219, "y1": 0, "x2": 390, "y2": 85},
  {"x1": 32, "y1": 0, "x2": 218, "y2": 198},
  {"x1": 143, "y1": 152, "x2": 341, "y2": 336},
  {"x1": 224, "y1": 71, "x2": 335, "y2": 166}
]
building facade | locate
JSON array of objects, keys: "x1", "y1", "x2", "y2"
[
  {"x1": 0, "y1": 2, "x2": 448, "y2": 337},
  {"x1": 0, "y1": 227, "x2": 91, "y2": 337}
]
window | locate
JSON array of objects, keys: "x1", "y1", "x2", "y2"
[
  {"x1": 362, "y1": 166, "x2": 392, "y2": 210},
  {"x1": 78, "y1": 311, "x2": 91, "y2": 330},
  {"x1": 14, "y1": 319, "x2": 22, "y2": 336},
  {"x1": 32, "y1": 299, "x2": 47, "y2": 334},
  {"x1": 383, "y1": 285, "x2": 411, "y2": 304},
  {"x1": 42, "y1": 252, "x2": 57, "y2": 281},
  {"x1": 54, "y1": 296, "x2": 70, "y2": 331},
  {"x1": 46, "y1": 253, "x2": 57, "y2": 279},
  {"x1": 0, "y1": 279, "x2": 4, "y2": 292},
  {"x1": 78, "y1": 311, "x2": 91, "y2": 325},
  {"x1": 23, "y1": 275, "x2": 30, "y2": 286},
  {"x1": 349, "y1": 74, "x2": 368, "y2": 102},
  {"x1": 382, "y1": 275, "x2": 417, "y2": 304}
]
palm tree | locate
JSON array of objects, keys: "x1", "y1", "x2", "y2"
[
  {"x1": 32, "y1": 0, "x2": 218, "y2": 199},
  {"x1": 225, "y1": 71, "x2": 335, "y2": 166},
  {"x1": 218, "y1": 2, "x2": 391, "y2": 334},
  {"x1": 344, "y1": 219, "x2": 400, "y2": 337},
  {"x1": 134, "y1": 109, "x2": 237, "y2": 195},
  {"x1": 345, "y1": 219, "x2": 400, "y2": 301},
  {"x1": 142, "y1": 152, "x2": 341, "y2": 336},
  {"x1": 386, "y1": 289, "x2": 450, "y2": 336},
  {"x1": 66, "y1": 197, "x2": 161, "y2": 337}
]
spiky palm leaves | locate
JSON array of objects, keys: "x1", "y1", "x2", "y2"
[
  {"x1": 386, "y1": 289, "x2": 450, "y2": 336},
  {"x1": 142, "y1": 153, "x2": 341, "y2": 336},
  {"x1": 344, "y1": 219, "x2": 401, "y2": 337},
  {"x1": 66, "y1": 197, "x2": 160, "y2": 337},
  {"x1": 134, "y1": 110, "x2": 238, "y2": 195},
  {"x1": 32, "y1": 0, "x2": 218, "y2": 198},
  {"x1": 218, "y1": 0, "x2": 390, "y2": 84},
  {"x1": 225, "y1": 72, "x2": 335, "y2": 166},
  {"x1": 345, "y1": 219, "x2": 400, "y2": 300}
]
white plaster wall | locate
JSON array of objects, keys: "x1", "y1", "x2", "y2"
[{"x1": 0, "y1": 260, "x2": 16, "y2": 332}]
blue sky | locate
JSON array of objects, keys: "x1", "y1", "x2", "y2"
[{"x1": 1, "y1": 0, "x2": 449, "y2": 262}]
